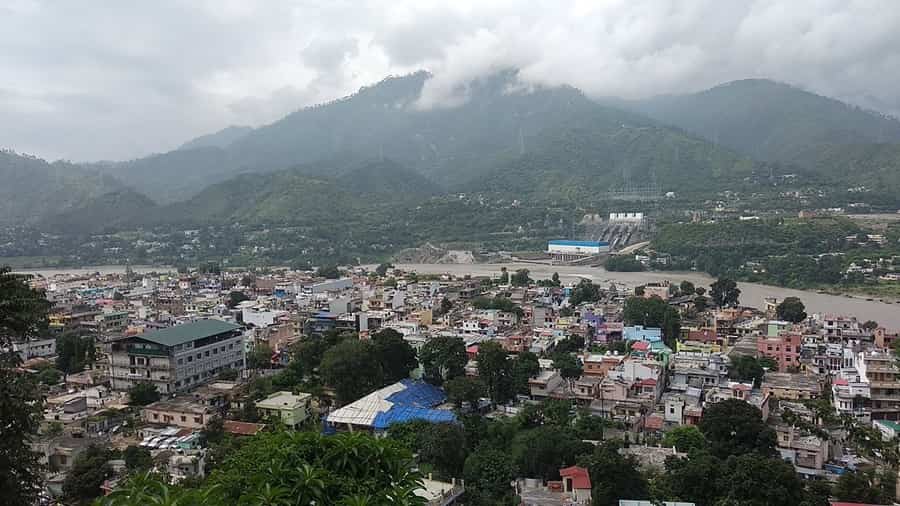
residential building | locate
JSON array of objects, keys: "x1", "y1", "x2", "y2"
[
  {"x1": 857, "y1": 350, "x2": 900, "y2": 420},
  {"x1": 756, "y1": 332, "x2": 802, "y2": 371},
  {"x1": 141, "y1": 399, "x2": 213, "y2": 429},
  {"x1": 761, "y1": 372, "x2": 821, "y2": 400},
  {"x1": 255, "y1": 391, "x2": 312, "y2": 429},
  {"x1": 831, "y1": 368, "x2": 871, "y2": 423},
  {"x1": 107, "y1": 319, "x2": 245, "y2": 394}
]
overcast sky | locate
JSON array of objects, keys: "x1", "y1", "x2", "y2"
[{"x1": 2, "y1": 0, "x2": 899, "y2": 161}]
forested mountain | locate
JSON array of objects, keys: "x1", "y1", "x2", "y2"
[
  {"x1": 178, "y1": 125, "x2": 253, "y2": 151},
  {"x1": 95, "y1": 70, "x2": 766, "y2": 204},
  {"x1": 335, "y1": 159, "x2": 440, "y2": 196},
  {"x1": 0, "y1": 150, "x2": 126, "y2": 225},
  {"x1": 40, "y1": 189, "x2": 158, "y2": 234},
  {"x1": 625, "y1": 79, "x2": 900, "y2": 164}
]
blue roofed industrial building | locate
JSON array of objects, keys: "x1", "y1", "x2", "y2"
[
  {"x1": 324, "y1": 379, "x2": 455, "y2": 433},
  {"x1": 547, "y1": 240, "x2": 609, "y2": 260}
]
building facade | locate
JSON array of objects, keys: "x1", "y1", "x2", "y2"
[{"x1": 108, "y1": 319, "x2": 244, "y2": 394}]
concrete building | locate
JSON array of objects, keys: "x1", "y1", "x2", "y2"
[
  {"x1": 832, "y1": 368, "x2": 871, "y2": 424},
  {"x1": 11, "y1": 337, "x2": 56, "y2": 361},
  {"x1": 141, "y1": 399, "x2": 213, "y2": 429},
  {"x1": 547, "y1": 240, "x2": 609, "y2": 261},
  {"x1": 757, "y1": 332, "x2": 802, "y2": 372},
  {"x1": 858, "y1": 350, "x2": 900, "y2": 421},
  {"x1": 255, "y1": 391, "x2": 312, "y2": 429},
  {"x1": 761, "y1": 373, "x2": 821, "y2": 400},
  {"x1": 107, "y1": 319, "x2": 244, "y2": 394}
]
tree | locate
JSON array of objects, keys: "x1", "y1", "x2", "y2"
[
  {"x1": 320, "y1": 340, "x2": 383, "y2": 404},
  {"x1": 699, "y1": 398, "x2": 776, "y2": 458},
  {"x1": 371, "y1": 328, "x2": 418, "y2": 383},
  {"x1": 438, "y1": 297, "x2": 453, "y2": 316},
  {"x1": 552, "y1": 353, "x2": 583, "y2": 381},
  {"x1": 419, "y1": 336, "x2": 467, "y2": 385},
  {"x1": 444, "y1": 376, "x2": 486, "y2": 409},
  {"x1": 776, "y1": 297, "x2": 807, "y2": 323},
  {"x1": 463, "y1": 448, "x2": 515, "y2": 504},
  {"x1": 679, "y1": 280, "x2": 695, "y2": 297},
  {"x1": 123, "y1": 445, "x2": 153, "y2": 472},
  {"x1": 103, "y1": 431, "x2": 425, "y2": 505},
  {"x1": 622, "y1": 296, "x2": 681, "y2": 348},
  {"x1": 389, "y1": 420, "x2": 468, "y2": 479},
  {"x1": 37, "y1": 366, "x2": 62, "y2": 385},
  {"x1": 716, "y1": 453, "x2": 809, "y2": 506},
  {"x1": 246, "y1": 342, "x2": 274, "y2": 369},
  {"x1": 56, "y1": 331, "x2": 95, "y2": 375},
  {"x1": 552, "y1": 272, "x2": 560, "y2": 286},
  {"x1": 477, "y1": 341, "x2": 514, "y2": 404},
  {"x1": 127, "y1": 382, "x2": 160, "y2": 406},
  {"x1": 375, "y1": 263, "x2": 393, "y2": 277},
  {"x1": 510, "y1": 269, "x2": 532, "y2": 286},
  {"x1": 499, "y1": 266, "x2": 509, "y2": 285},
  {"x1": 200, "y1": 416, "x2": 226, "y2": 447},
  {"x1": 710, "y1": 277, "x2": 741, "y2": 308},
  {"x1": 511, "y1": 351, "x2": 540, "y2": 395},
  {"x1": 315, "y1": 265, "x2": 342, "y2": 279},
  {"x1": 581, "y1": 441, "x2": 649, "y2": 506},
  {"x1": 63, "y1": 444, "x2": 112, "y2": 504},
  {"x1": 862, "y1": 320, "x2": 879, "y2": 331},
  {"x1": 511, "y1": 426, "x2": 592, "y2": 481},
  {"x1": 0, "y1": 268, "x2": 50, "y2": 506},
  {"x1": 569, "y1": 279, "x2": 601, "y2": 305},
  {"x1": 661, "y1": 425, "x2": 706, "y2": 453},
  {"x1": 226, "y1": 290, "x2": 249, "y2": 308},
  {"x1": 833, "y1": 468, "x2": 895, "y2": 505},
  {"x1": 728, "y1": 355, "x2": 767, "y2": 386}
]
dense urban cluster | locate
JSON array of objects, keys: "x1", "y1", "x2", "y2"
[{"x1": 3, "y1": 262, "x2": 900, "y2": 506}]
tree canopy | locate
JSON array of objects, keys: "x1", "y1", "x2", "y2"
[
  {"x1": 710, "y1": 277, "x2": 741, "y2": 308},
  {"x1": 776, "y1": 296, "x2": 807, "y2": 323},
  {"x1": 127, "y1": 382, "x2": 161, "y2": 406},
  {"x1": 419, "y1": 336, "x2": 467, "y2": 386}
]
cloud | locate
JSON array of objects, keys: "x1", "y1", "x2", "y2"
[{"x1": 1, "y1": 0, "x2": 899, "y2": 160}]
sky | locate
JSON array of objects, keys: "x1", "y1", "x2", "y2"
[{"x1": 2, "y1": 0, "x2": 900, "y2": 161}]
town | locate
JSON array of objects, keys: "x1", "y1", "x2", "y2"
[{"x1": 4, "y1": 259, "x2": 900, "y2": 506}]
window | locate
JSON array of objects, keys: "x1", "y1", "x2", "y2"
[
  {"x1": 205, "y1": 350, "x2": 210, "y2": 357},
  {"x1": 187, "y1": 356, "x2": 193, "y2": 363},
  {"x1": 153, "y1": 413, "x2": 158, "y2": 420},
  {"x1": 177, "y1": 358, "x2": 183, "y2": 365},
  {"x1": 130, "y1": 368, "x2": 136, "y2": 374},
  {"x1": 194, "y1": 416, "x2": 202, "y2": 424},
  {"x1": 180, "y1": 415, "x2": 186, "y2": 422},
  {"x1": 196, "y1": 353, "x2": 201, "y2": 359}
]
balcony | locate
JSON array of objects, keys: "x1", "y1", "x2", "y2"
[{"x1": 126, "y1": 346, "x2": 169, "y2": 357}]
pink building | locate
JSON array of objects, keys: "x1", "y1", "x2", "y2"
[{"x1": 757, "y1": 332, "x2": 802, "y2": 371}]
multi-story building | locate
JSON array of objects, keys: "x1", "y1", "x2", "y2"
[
  {"x1": 832, "y1": 368, "x2": 871, "y2": 424},
  {"x1": 756, "y1": 332, "x2": 802, "y2": 371},
  {"x1": 857, "y1": 351, "x2": 900, "y2": 421},
  {"x1": 108, "y1": 319, "x2": 244, "y2": 394},
  {"x1": 761, "y1": 372, "x2": 821, "y2": 400},
  {"x1": 141, "y1": 399, "x2": 214, "y2": 429}
]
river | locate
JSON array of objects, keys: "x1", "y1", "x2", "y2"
[
  {"x1": 396, "y1": 262, "x2": 900, "y2": 329},
  {"x1": 14, "y1": 265, "x2": 174, "y2": 277}
]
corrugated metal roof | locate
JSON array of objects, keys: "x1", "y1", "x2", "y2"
[
  {"x1": 326, "y1": 379, "x2": 454, "y2": 430},
  {"x1": 137, "y1": 319, "x2": 240, "y2": 347}
]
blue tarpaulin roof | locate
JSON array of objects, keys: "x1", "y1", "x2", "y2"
[
  {"x1": 325, "y1": 379, "x2": 456, "y2": 431},
  {"x1": 385, "y1": 379, "x2": 447, "y2": 407},
  {"x1": 372, "y1": 406, "x2": 456, "y2": 429},
  {"x1": 548, "y1": 240, "x2": 609, "y2": 247}
]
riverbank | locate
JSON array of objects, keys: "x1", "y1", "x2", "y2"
[
  {"x1": 395, "y1": 262, "x2": 900, "y2": 329},
  {"x1": 12, "y1": 265, "x2": 175, "y2": 277}
]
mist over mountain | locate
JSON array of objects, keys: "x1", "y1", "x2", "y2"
[
  {"x1": 6, "y1": 71, "x2": 900, "y2": 233},
  {"x1": 0, "y1": 150, "x2": 126, "y2": 225},
  {"x1": 178, "y1": 126, "x2": 254, "y2": 151},
  {"x1": 623, "y1": 79, "x2": 900, "y2": 165}
]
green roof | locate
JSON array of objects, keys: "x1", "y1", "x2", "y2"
[{"x1": 138, "y1": 319, "x2": 240, "y2": 347}]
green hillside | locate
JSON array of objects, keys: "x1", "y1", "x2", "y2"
[
  {"x1": 0, "y1": 150, "x2": 126, "y2": 225},
  {"x1": 627, "y1": 79, "x2": 900, "y2": 164}
]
